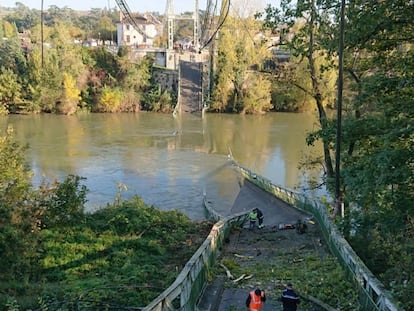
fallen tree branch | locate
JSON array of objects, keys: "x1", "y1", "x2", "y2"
[
  {"x1": 233, "y1": 274, "x2": 246, "y2": 284},
  {"x1": 233, "y1": 274, "x2": 253, "y2": 284},
  {"x1": 220, "y1": 263, "x2": 234, "y2": 279},
  {"x1": 243, "y1": 274, "x2": 253, "y2": 280},
  {"x1": 234, "y1": 253, "x2": 254, "y2": 259}
]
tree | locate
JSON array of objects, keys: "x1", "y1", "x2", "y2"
[
  {"x1": 0, "y1": 68, "x2": 22, "y2": 114},
  {"x1": 28, "y1": 21, "x2": 88, "y2": 113},
  {"x1": 40, "y1": 175, "x2": 88, "y2": 228},
  {"x1": 95, "y1": 85, "x2": 122, "y2": 112},
  {"x1": 0, "y1": 127, "x2": 32, "y2": 207},
  {"x1": 56, "y1": 72, "x2": 81, "y2": 115},
  {"x1": 46, "y1": 5, "x2": 77, "y2": 25},
  {"x1": 262, "y1": 0, "x2": 414, "y2": 308},
  {"x1": 118, "y1": 54, "x2": 153, "y2": 111},
  {"x1": 261, "y1": 0, "x2": 340, "y2": 180},
  {"x1": 4, "y1": 2, "x2": 38, "y2": 32},
  {"x1": 240, "y1": 74, "x2": 272, "y2": 114},
  {"x1": 1, "y1": 19, "x2": 18, "y2": 38},
  {"x1": 339, "y1": 2, "x2": 414, "y2": 288},
  {"x1": 212, "y1": 1, "x2": 272, "y2": 113},
  {"x1": 24, "y1": 45, "x2": 44, "y2": 113},
  {"x1": 0, "y1": 127, "x2": 35, "y2": 281},
  {"x1": 0, "y1": 37, "x2": 28, "y2": 78},
  {"x1": 95, "y1": 15, "x2": 117, "y2": 43}
]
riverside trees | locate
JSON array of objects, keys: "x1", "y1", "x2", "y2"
[
  {"x1": 0, "y1": 6, "x2": 175, "y2": 115},
  {"x1": 210, "y1": 1, "x2": 273, "y2": 114},
  {"x1": 260, "y1": 0, "x2": 414, "y2": 308}
]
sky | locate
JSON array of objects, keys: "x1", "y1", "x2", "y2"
[{"x1": 0, "y1": 0, "x2": 280, "y2": 14}]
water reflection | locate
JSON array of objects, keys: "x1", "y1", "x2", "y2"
[{"x1": 0, "y1": 112, "x2": 323, "y2": 219}]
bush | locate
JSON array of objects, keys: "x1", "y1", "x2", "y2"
[{"x1": 40, "y1": 175, "x2": 88, "y2": 228}]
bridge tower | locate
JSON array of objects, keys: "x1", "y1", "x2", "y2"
[
  {"x1": 165, "y1": 0, "x2": 201, "y2": 69},
  {"x1": 193, "y1": 0, "x2": 200, "y2": 50},
  {"x1": 165, "y1": 0, "x2": 175, "y2": 69},
  {"x1": 166, "y1": 0, "x2": 174, "y2": 50}
]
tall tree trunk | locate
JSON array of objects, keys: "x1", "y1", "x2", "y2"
[
  {"x1": 309, "y1": 0, "x2": 334, "y2": 177},
  {"x1": 347, "y1": 69, "x2": 361, "y2": 156}
]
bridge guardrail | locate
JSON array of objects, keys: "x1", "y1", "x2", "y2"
[
  {"x1": 231, "y1": 160, "x2": 403, "y2": 311},
  {"x1": 142, "y1": 198, "x2": 248, "y2": 311}
]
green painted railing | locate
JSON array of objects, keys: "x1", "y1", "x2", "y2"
[
  {"x1": 142, "y1": 198, "x2": 248, "y2": 311},
  {"x1": 232, "y1": 160, "x2": 403, "y2": 311}
]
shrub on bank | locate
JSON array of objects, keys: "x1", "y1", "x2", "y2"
[{"x1": 1, "y1": 197, "x2": 213, "y2": 310}]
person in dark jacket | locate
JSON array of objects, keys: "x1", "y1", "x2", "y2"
[
  {"x1": 281, "y1": 283, "x2": 300, "y2": 311},
  {"x1": 256, "y1": 208, "x2": 264, "y2": 228},
  {"x1": 246, "y1": 288, "x2": 266, "y2": 311}
]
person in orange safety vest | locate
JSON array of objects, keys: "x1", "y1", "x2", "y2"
[{"x1": 246, "y1": 288, "x2": 266, "y2": 311}]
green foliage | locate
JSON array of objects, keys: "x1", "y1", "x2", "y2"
[
  {"x1": 0, "y1": 128, "x2": 40, "y2": 283},
  {"x1": 89, "y1": 47, "x2": 119, "y2": 84},
  {"x1": 95, "y1": 15, "x2": 117, "y2": 43},
  {"x1": 337, "y1": 8, "x2": 414, "y2": 308},
  {"x1": 1, "y1": 20, "x2": 18, "y2": 38},
  {"x1": 0, "y1": 67, "x2": 22, "y2": 114},
  {"x1": 4, "y1": 3, "x2": 38, "y2": 32},
  {"x1": 86, "y1": 49, "x2": 165, "y2": 112},
  {"x1": 56, "y1": 72, "x2": 81, "y2": 115},
  {"x1": 119, "y1": 55, "x2": 152, "y2": 91},
  {"x1": 212, "y1": 10, "x2": 273, "y2": 114},
  {"x1": 40, "y1": 175, "x2": 88, "y2": 228},
  {"x1": 142, "y1": 87, "x2": 175, "y2": 113},
  {"x1": 95, "y1": 86, "x2": 122, "y2": 112},
  {"x1": 0, "y1": 132, "x2": 212, "y2": 310},
  {"x1": 0, "y1": 38, "x2": 28, "y2": 79},
  {"x1": 0, "y1": 8, "x2": 170, "y2": 114},
  {"x1": 240, "y1": 74, "x2": 272, "y2": 114},
  {"x1": 261, "y1": 0, "x2": 414, "y2": 309},
  {"x1": 116, "y1": 54, "x2": 154, "y2": 111},
  {"x1": 1, "y1": 196, "x2": 213, "y2": 310},
  {"x1": 174, "y1": 19, "x2": 194, "y2": 42},
  {"x1": 261, "y1": 0, "x2": 338, "y2": 177},
  {"x1": 0, "y1": 127, "x2": 32, "y2": 206}
]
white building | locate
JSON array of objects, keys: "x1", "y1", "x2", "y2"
[{"x1": 117, "y1": 13, "x2": 162, "y2": 47}]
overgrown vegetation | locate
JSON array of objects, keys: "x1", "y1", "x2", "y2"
[
  {"x1": 210, "y1": 2, "x2": 273, "y2": 114},
  {"x1": 0, "y1": 6, "x2": 176, "y2": 115},
  {"x1": 259, "y1": 0, "x2": 414, "y2": 309},
  {"x1": 0, "y1": 129, "x2": 213, "y2": 310},
  {"x1": 1, "y1": 0, "x2": 413, "y2": 309}
]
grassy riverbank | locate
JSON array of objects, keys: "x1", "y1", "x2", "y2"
[{"x1": 1, "y1": 197, "x2": 213, "y2": 311}]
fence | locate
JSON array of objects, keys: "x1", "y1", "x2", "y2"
[
  {"x1": 142, "y1": 198, "x2": 248, "y2": 311},
  {"x1": 232, "y1": 160, "x2": 403, "y2": 311}
]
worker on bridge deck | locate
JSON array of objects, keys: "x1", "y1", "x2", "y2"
[
  {"x1": 246, "y1": 288, "x2": 266, "y2": 311},
  {"x1": 281, "y1": 283, "x2": 300, "y2": 311},
  {"x1": 248, "y1": 208, "x2": 264, "y2": 229},
  {"x1": 256, "y1": 208, "x2": 264, "y2": 228},
  {"x1": 248, "y1": 209, "x2": 258, "y2": 229}
]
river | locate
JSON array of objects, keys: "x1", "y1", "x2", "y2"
[{"x1": 0, "y1": 112, "x2": 323, "y2": 219}]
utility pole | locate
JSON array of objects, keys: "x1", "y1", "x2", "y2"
[
  {"x1": 41, "y1": 0, "x2": 44, "y2": 69},
  {"x1": 194, "y1": 0, "x2": 199, "y2": 50},
  {"x1": 166, "y1": 0, "x2": 174, "y2": 50},
  {"x1": 335, "y1": 0, "x2": 346, "y2": 218}
]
